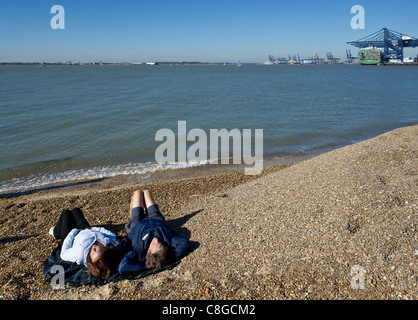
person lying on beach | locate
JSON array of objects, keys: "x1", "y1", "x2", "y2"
[
  {"x1": 118, "y1": 190, "x2": 189, "y2": 276},
  {"x1": 49, "y1": 208, "x2": 117, "y2": 279}
]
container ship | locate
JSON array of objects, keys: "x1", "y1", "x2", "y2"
[{"x1": 358, "y1": 47, "x2": 383, "y2": 65}]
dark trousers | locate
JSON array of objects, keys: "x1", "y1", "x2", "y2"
[
  {"x1": 126, "y1": 204, "x2": 164, "y2": 234},
  {"x1": 53, "y1": 208, "x2": 91, "y2": 242}
]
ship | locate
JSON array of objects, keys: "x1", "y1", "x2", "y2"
[
  {"x1": 301, "y1": 59, "x2": 315, "y2": 65},
  {"x1": 358, "y1": 47, "x2": 382, "y2": 65}
]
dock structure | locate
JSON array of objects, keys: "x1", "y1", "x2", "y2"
[
  {"x1": 347, "y1": 27, "x2": 418, "y2": 63},
  {"x1": 326, "y1": 52, "x2": 340, "y2": 64},
  {"x1": 312, "y1": 53, "x2": 325, "y2": 64},
  {"x1": 346, "y1": 49, "x2": 357, "y2": 63}
]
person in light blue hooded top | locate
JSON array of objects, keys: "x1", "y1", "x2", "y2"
[{"x1": 49, "y1": 207, "x2": 117, "y2": 278}]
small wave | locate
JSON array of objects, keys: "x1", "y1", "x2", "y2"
[
  {"x1": 306, "y1": 142, "x2": 341, "y2": 152},
  {"x1": 0, "y1": 159, "x2": 213, "y2": 194}
]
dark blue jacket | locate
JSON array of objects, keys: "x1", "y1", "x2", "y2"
[{"x1": 118, "y1": 218, "x2": 189, "y2": 275}]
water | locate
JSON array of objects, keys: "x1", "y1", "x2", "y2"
[{"x1": 1, "y1": 64, "x2": 417, "y2": 193}]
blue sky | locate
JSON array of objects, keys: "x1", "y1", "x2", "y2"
[{"x1": 1, "y1": 0, "x2": 417, "y2": 63}]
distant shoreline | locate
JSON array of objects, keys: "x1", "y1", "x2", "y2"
[{"x1": 0, "y1": 61, "x2": 351, "y2": 66}]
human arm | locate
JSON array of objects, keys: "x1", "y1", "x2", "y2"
[
  {"x1": 90, "y1": 227, "x2": 116, "y2": 245},
  {"x1": 170, "y1": 236, "x2": 189, "y2": 261},
  {"x1": 60, "y1": 229, "x2": 82, "y2": 263},
  {"x1": 118, "y1": 250, "x2": 146, "y2": 276},
  {"x1": 90, "y1": 227, "x2": 116, "y2": 238}
]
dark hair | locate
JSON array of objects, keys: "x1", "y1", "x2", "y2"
[
  {"x1": 86, "y1": 242, "x2": 115, "y2": 279},
  {"x1": 145, "y1": 244, "x2": 169, "y2": 270}
]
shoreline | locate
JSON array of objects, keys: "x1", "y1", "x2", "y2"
[
  {"x1": 0, "y1": 153, "x2": 313, "y2": 201},
  {"x1": 0, "y1": 138, "x2": 331, "y2": 197},
  {"x1": 0, "y1": 124, "x2": 416, "y2": 300}
]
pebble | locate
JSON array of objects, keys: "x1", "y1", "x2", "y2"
[{"x1": 0, "y1": 125, "x2": 417, "y2": 300}]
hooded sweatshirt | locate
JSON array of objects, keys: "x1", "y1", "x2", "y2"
[
  {"x1": 118, "y1": 218, "x2": 189, "y2": 275},
  {"x1": 60, "y1": 227, "x2": 116, "y2": 266}
]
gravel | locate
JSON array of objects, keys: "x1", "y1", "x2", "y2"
[{"x1": 0, "y1": 125, "x2": 416, "y2": 300}]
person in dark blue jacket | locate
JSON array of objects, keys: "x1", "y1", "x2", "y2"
[{"x1": 118, "y1": 190, "x2": 189, "y2": 276}]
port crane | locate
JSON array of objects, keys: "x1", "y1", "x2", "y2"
[
  {"x1": 347, "y1": 27, "x2": 418, "y2": 62},
  {"x1": 346, "y1": 49, "x2": 357, "y2": 63},
  {"x1": 326, "y1": 52, "x2": 340, "y2": 64}
]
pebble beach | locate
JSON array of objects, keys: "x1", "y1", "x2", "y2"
[{"x1": 0, "y1": 125, "x2": 416, "y2": 300}]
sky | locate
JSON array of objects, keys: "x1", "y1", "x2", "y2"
[{"x1": 1, "y1": 0, "x2": 418, "y2": 63}]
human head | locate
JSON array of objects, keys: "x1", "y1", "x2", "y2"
[
  {"x1": 86, "y1": 242, "x2": 114, "y2": 278},
  {"x1": 89, "y1": 243, "x2": 104, "y2": 263},
  {"x1": 145, "y1": 237, "x2": 169, "y2": 269}
]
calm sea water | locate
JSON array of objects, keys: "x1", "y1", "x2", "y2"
[{"x1": 1, "y1": 64, "x2": 417, "y2": 193}]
